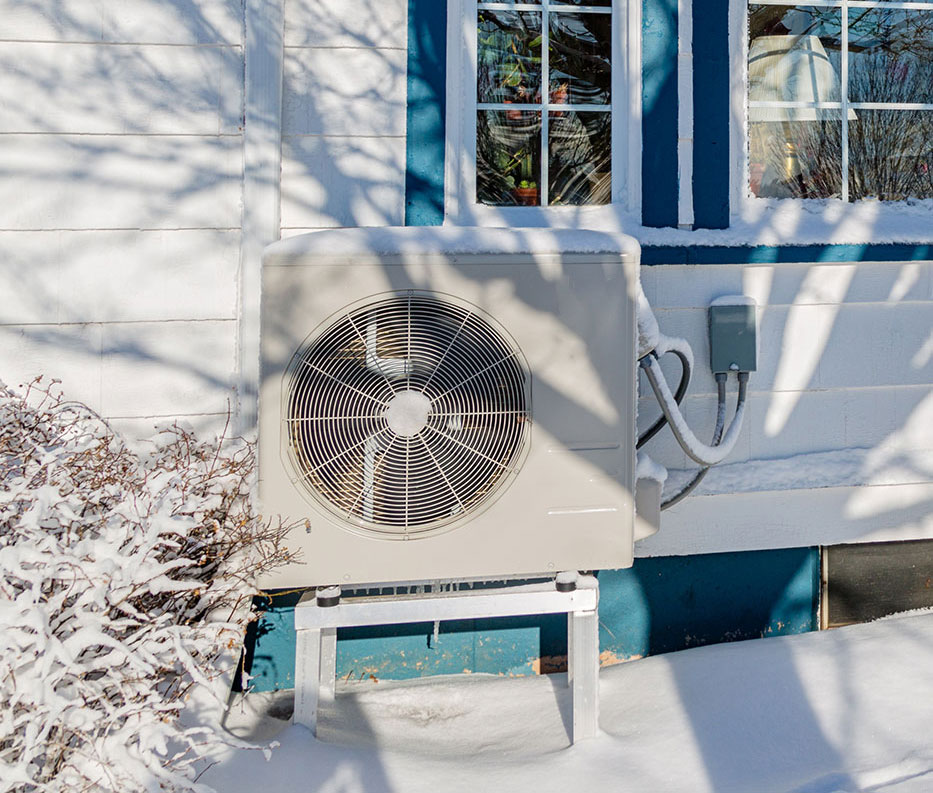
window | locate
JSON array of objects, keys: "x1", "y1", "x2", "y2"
[
  {"x1": 447, "y1": 0, "x2": 637, "y2": 223},
  {"x1": 476, "y1": 1, "x2": 612, "y2": 207},
  {"x1": 746, "y1": 2, "x2": 933, "y2": 202}
]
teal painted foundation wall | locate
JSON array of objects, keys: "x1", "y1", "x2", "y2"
[{"x1": 241, "y1": 548, "x2": 820, "y2": 691}]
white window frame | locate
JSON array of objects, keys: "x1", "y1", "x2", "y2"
[
  {"x1": 729, "y1": 0, "x2": 933, "y2": 234},
  {"x1": 444, "y1": 0, "x2": 642, "y2": 227}
]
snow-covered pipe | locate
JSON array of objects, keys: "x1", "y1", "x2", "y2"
[{"x1": 641, "y1": 355, "x2": 748, "y2": 467}]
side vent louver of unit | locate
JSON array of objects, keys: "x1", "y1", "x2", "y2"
[{"x1": 283, "y1": 292, "x2": 532, "y2": 537}]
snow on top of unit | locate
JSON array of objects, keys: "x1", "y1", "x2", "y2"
[
  {"x1": 264, "y1": 226, "x2": 641, "y2": 262},
  {"x1": 709, "y1": 294, "x2": 757, "y2": 308}
]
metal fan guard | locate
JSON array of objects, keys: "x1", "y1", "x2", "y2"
[{"x1": 283, "y1": 291, "x2": 532, "y2": 538}]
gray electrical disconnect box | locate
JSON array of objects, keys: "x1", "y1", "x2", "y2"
[{"x1": 709, "y1": 297, "x2": 757, "y2": 373}]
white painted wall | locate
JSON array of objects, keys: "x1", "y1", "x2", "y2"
[
  {"x1": 637, "y1": 260, "x2": 933, "y2": 554},
  {"x1": 0, "y1": 1, "x2": 244, "y2": 438},
  {"x1": 280, "y1": 0, "x2": 409, "y2": 232}
]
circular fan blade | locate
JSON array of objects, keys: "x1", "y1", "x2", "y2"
[{"x1": 283, "y1": 292, "x2": 531, "y2": 537}]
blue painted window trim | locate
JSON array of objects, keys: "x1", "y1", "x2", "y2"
[
  {"x1": 641, "y1": 0, "x2": 679, "y2": 228},
  {"x1": 692, "y1": 0, "x2": 730, "y2": 229},
  {"x1": 641, "y1": 243, "x2": 933, "y2": 265},
  {"x1": 405, "y1": 0, "x2": 447, "y2": 227}
]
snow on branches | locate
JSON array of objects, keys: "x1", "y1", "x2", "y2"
[{"x1": 0, "y1": 379, "x2": 294, "y2": 792}]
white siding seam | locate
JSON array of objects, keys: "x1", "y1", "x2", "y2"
[
  {"x1": 0, "y1": 227, "x2": 242, "y2": 232},
  {"x1": 0, "y1": 319, "x2": 237, "y2": 328},
  {"x1": 641, "y1": 383, "x2": 932, "y2": 396},
  {"x1": 0, "y1": 133, "x2": 243, "y2": 138},
  {"x1": 105, "y1": 411, "x2": 234, "y2": 419},
  {"x1": 0, "y1": 39, "x2": 242, "y2": 49},
  {"x1": 283, "y1": 134, "x2": 406, "y2": 139},
  {"x1": 685, "y1": 482, "x2": 931, "y2": 498},
  {"x1": 283, "y1": 45, "x2": 406, "y2": 51}
]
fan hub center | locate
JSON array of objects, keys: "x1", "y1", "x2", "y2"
[{"x1": 383, "y1": 390, "x2": 432, "y2": 437}]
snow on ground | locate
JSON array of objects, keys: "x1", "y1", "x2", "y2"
[{"x1": 203, "y1": 611, "x2": 933, "y2": 793}]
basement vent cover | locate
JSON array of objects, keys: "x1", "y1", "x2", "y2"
[{"x1": 284, "y1": 291, "x2": 532, "y2": 537}]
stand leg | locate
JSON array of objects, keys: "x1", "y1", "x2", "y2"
[
  {"x1": 320, "y1": 627, "x2": 337, "y2": 703},
  {"x1": 294, "y1": 627, "x2": 322, "y2": 736},
  {"x1": 566, "y1": 611, "x2": 574, "y2": 686},
  {"x1": 569, "y1": 608, "x2": 599, "y2": 742}
]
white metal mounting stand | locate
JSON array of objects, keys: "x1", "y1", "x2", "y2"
[{"x1": 294, "y1": 574, "x2": 600, "y2": 743}]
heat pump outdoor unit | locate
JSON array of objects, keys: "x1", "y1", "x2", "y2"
[{"x1": 258, "y1": 227, "x2": 641, "y2": 589}]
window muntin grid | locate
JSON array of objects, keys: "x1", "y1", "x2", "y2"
[
  {"x1": 476, "y1": 1, "x2": 613, "y2": 206},
  {"x1": 747, "y1": 0, "x2": 933, "y2": 201}
]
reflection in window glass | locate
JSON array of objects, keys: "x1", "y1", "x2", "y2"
[
  {"x1": 549, "y1": 111, "x2": 611, "y2": 204},
  {"x1": 477, "y1": 11, "x2": 542, "y2": 105},
  {"x1": 477, "y1": 110, "x2": 543, "y2": 206},
  {"x1": 747, "y1": 2, "x2": 933, "y2": 202},
  {"x1": 750, "y1": 120, "x2": 842, "y2": 198},
  {"x1": 748, "y1": 6, "x2": 842, "y2": 104},
  {"x1": 549, "y1": 13, "x2": 612, "y2": 105},
  {"x1": 849, "y1": 9, "x2": 933, "y2": 105},
  {"x1": 849, "y1": 110, "x2": 933, "y2": 200},
  {"x1": 476, "y1": 2, "x2": 611, "y2": 207}
]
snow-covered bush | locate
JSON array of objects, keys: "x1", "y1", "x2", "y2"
[{"x1": 0, "y1": 379, "x2": 294, "y2": 792}]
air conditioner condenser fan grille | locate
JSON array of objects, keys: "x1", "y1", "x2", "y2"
[{"x1": 284, "y1": 292, "x2": 531, "y2": 536}]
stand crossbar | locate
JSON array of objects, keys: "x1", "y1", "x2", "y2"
[{"x1": 294, "y1": 575, "x2": 600, "y2": 743}]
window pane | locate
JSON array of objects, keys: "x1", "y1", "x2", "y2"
[
  {"x1": 549, "y1": 13, "x2": 612, "y2": 105},
  {"x1": 748, "y1": 5, "x2": 843, "y2": 109},
  {"x1": 477, "y1": 110, "x2": 542, "y2": 205},
  {"x1": 849, "y1": 110, "x2": 933, "y2": 200},
  {"x1": 477, "y1": 11, "x2": 542, "y2": 104},
  {"x1": 849, "y1": 9, "x2": 933, "y2": 105},
  {"x1": 552, "y1": 0, "x2": 612, "y2": 6},
  {"x1": 749, "y1": 119, "x2": 842, "y2": 198},
  {"x1": 549, "y1": 110, "x2": 611, "y2": 205}
]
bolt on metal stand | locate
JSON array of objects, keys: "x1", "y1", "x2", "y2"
[{"x1": 294, "y1": 574, "x2": 600, "y2": 743}]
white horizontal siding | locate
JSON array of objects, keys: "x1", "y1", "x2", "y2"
[
  {"x1": 638, "y1": 483, "x2": 933, "y2": 556},
  {"x1": 0, "y1": 4, "x2": 245, "y2": 430},
  {"x1": 0, "y1": 320, "x2": 237, "y2": 419},
  {"x1": 0, "y1": 323, "x2": 104, "y2": 410},
  {"x1": 637, "y1": 259, "x2": 933, "y2": 554},
  {"x1": 0, "y1": 42, "x2": 243, "y2": 135},
  {"x1": 280, "y1": 0, "x2": 407, "y2": 232},
  {"x1": 0, "y1": 135, "x2": 242, "y2": 230},
  {"x1": 284, "y1": 0, "x2": 407, "y2": 49},
  {"x1": 110, "y1": 414, "x2": 238, "y2": 449},
  {"x1": 100, "y1": 320, "x2": 236, "y2": 416},
  {"x1": 0, "y1": 0, "x2": 243, "y2": 45},
  {"x1": 283, "y1": 47, "x2": 407, "y2": 137},
  {"x1": 0, "y1": 230, "x2": 239, "y2": 324},
  {"x1": 639, "y1": 260, "x2": 933, "y2": 308},
  {"x1": 280, "y1": 136, "x2": 406, "y2": 229}
]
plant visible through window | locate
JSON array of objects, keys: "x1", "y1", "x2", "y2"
[{"x1": 476, "y1": 0, "x2": 613, "y2": 207}]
